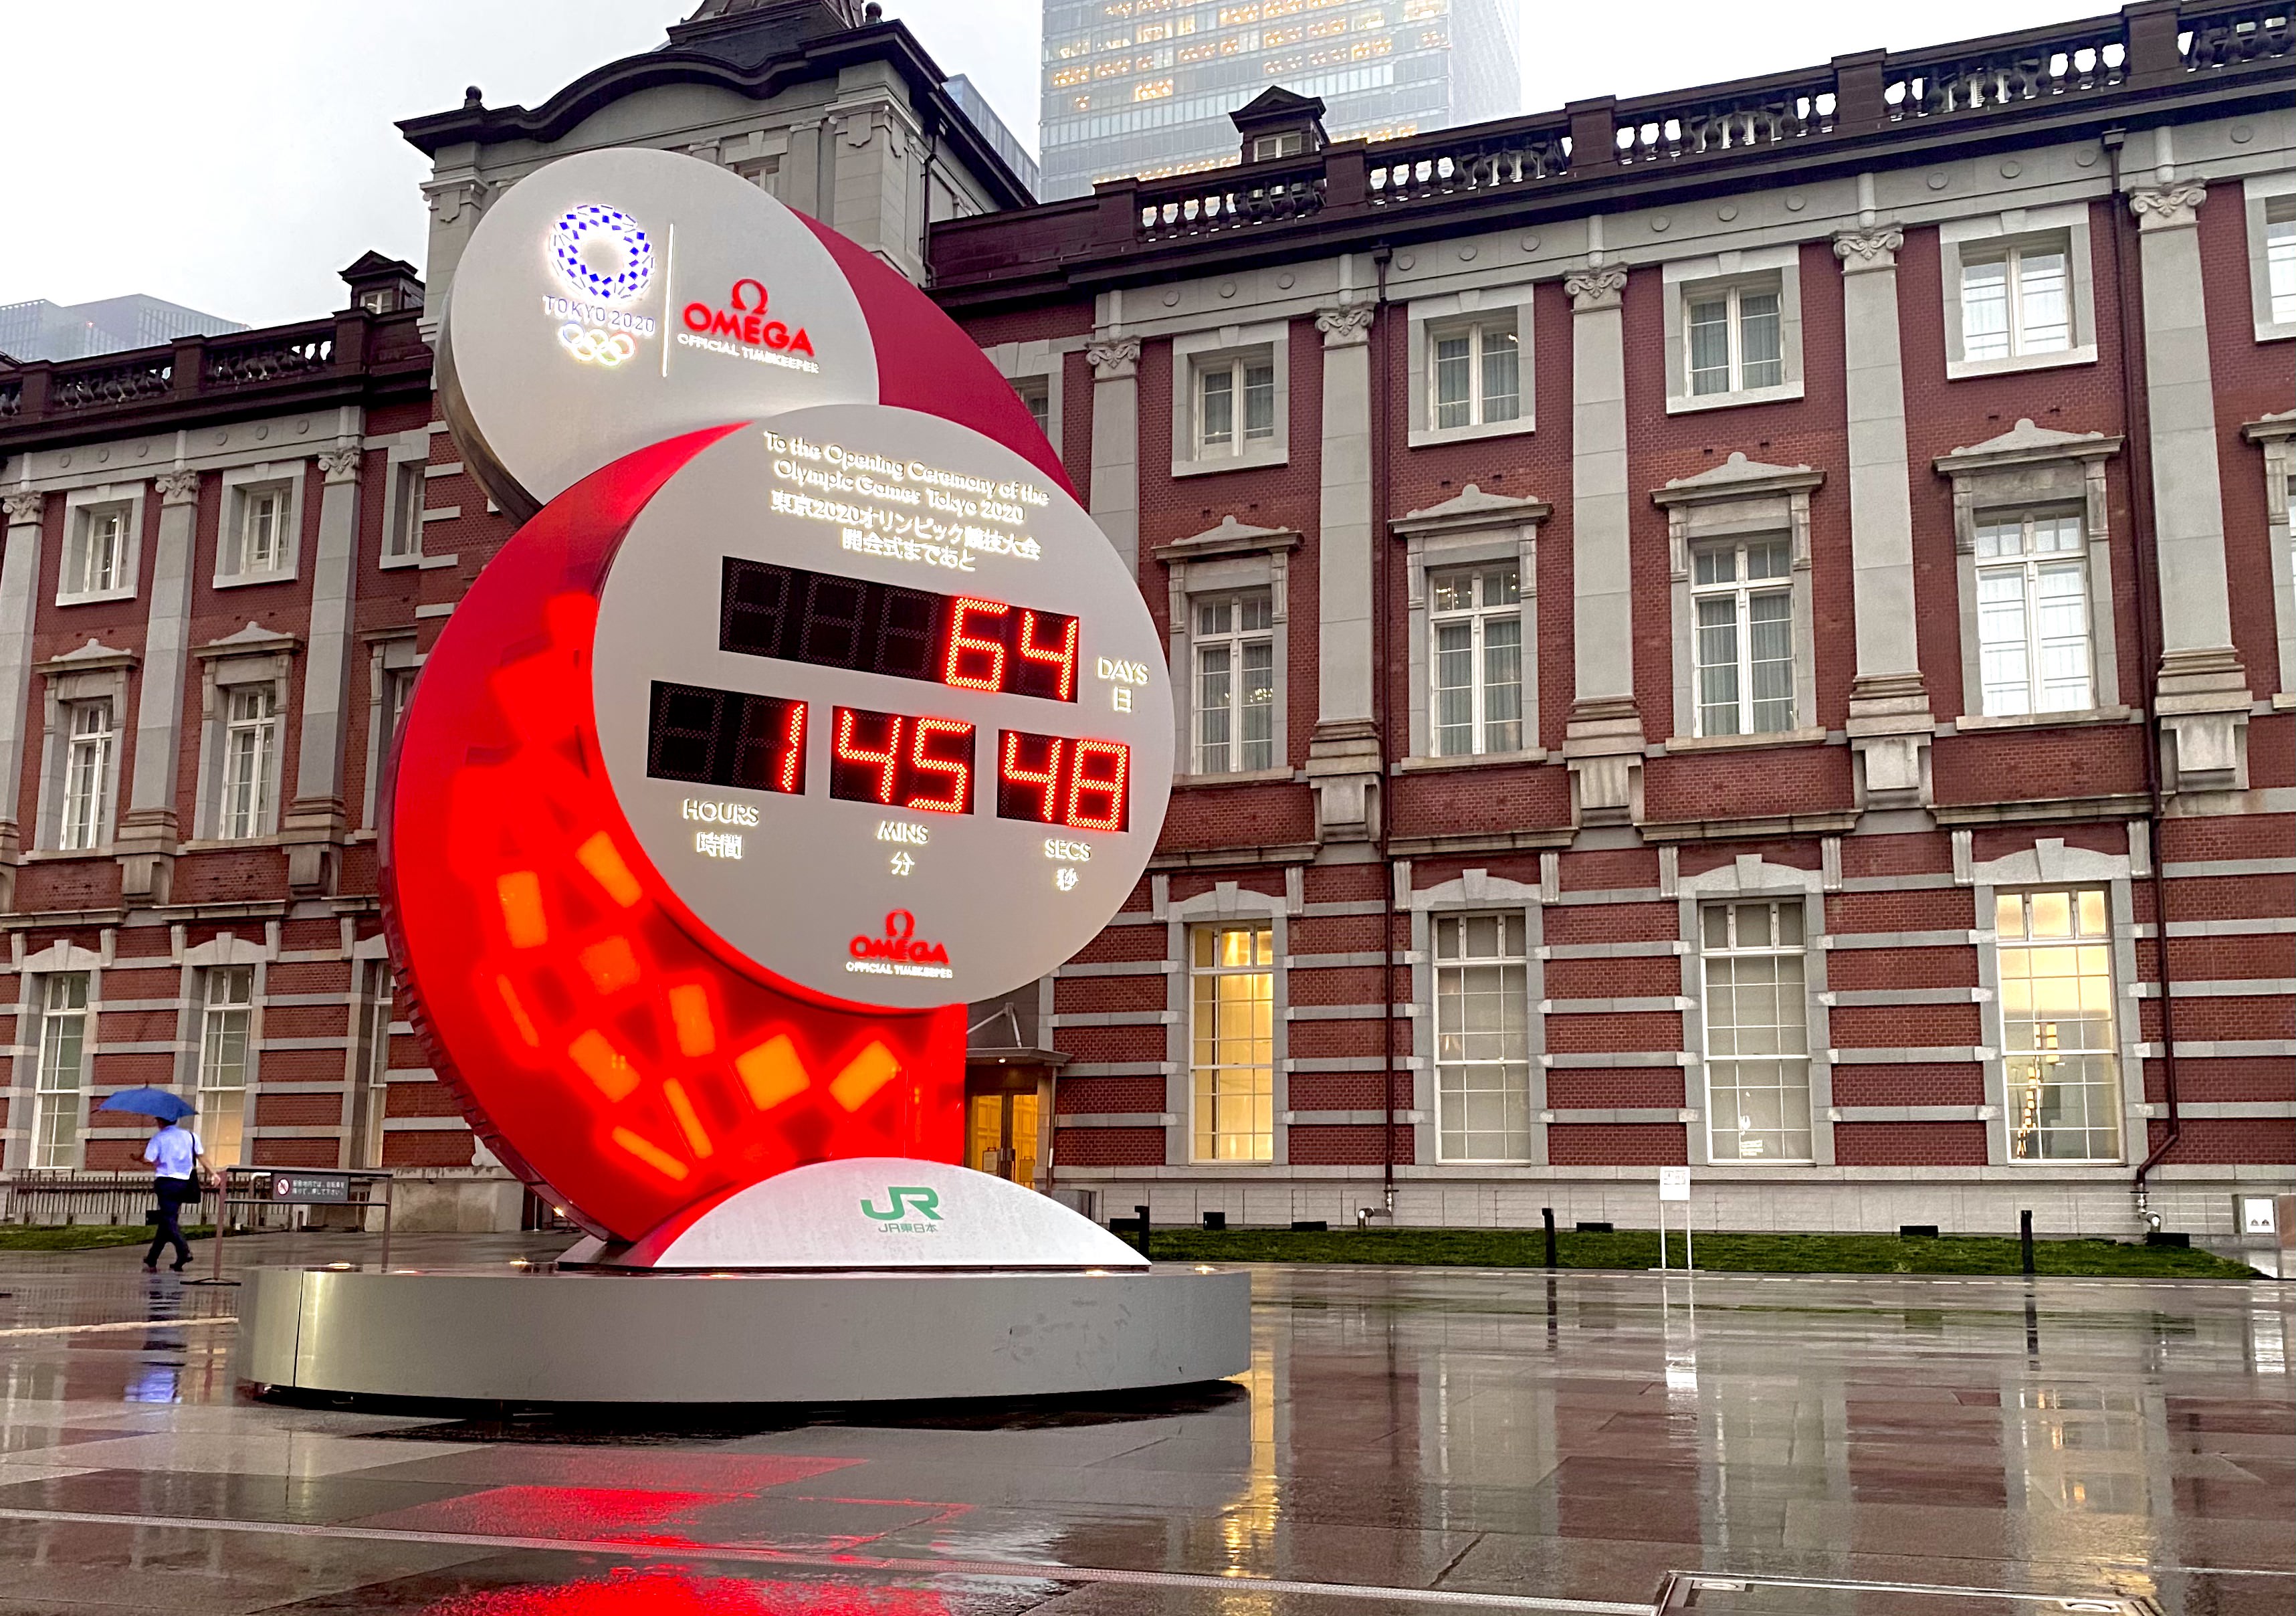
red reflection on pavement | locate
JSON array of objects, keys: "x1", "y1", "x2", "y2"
[{"x1": 421, "y1": 1565, "x2": 950, "y2": 1615}]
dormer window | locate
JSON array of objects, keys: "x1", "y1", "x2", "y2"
[{"x1": 1251, "y1": 132, "x2": 1303, "y2": 162}]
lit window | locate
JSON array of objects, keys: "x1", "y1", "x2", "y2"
[
  {"x1": 1701, "y1": 900, "x2": 1812, "y2": 1163},
  {"x1": 2269, "y1": 201, "x2": 2296, "y2": 326},
  {"x1": 1433, "y1": 912, "x2": 1530, "y2": 1162},
  {"x1": 220, "y1": 686, "x2": 279, "y2": 840},
  {"x1": 1195, "y1": 590, "x2": 1275, "y2": 773},
  {"x1": 1962, "y1": 241, "x2": 2071, "y2": 361},
  {"x1": 351, "y1": 961, "x2": 395, "y2": 1169},
  {"x1": 386, "y1": 462, "x2": 424, "y2": 560},
  {"x1": 197, "y1": 966, "x2": 254, "y2": 1167},
  {"x1": 1692, "y1": 538, "x2": 1794, "y2": 736},
  {"x1": 1687, "y1": 283, "x2": 1783, "y2": 396},
  {"x1": 1431, "y1": 320, "x2": 1520, "y2": 429},
  {"x1": 1998, "y1": 889, "x2": 2119, "y2": 1162},
  {"x1": 33, "y1": 973, "x2": 90, "y2": 1169},
  {"x1": 1192, "y1": 922, "x2": 1274, "y2": 1161},
  {"x1": 231, "y1": 483, "x2": 292, "y2": 577},
  {"x1": 68, "y1": 503, "x2": 130, "y2": 597},
  {"x1": 1428, "y1": 565, "x2": 1522, "y2": 756},
  {"x1": 1196, "y1": 355, "x2": 1275, "y2": 457},
  {"x1": 1975, "y1": 512, "x2": 2091, "y2": 717},
  {"x1": 58, "y1": 700, "x2": 114, "y2": 851}
]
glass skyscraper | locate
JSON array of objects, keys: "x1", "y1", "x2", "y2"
[{"x1": 1039, "y1": 0, "x2": 1520, "y2": 201}]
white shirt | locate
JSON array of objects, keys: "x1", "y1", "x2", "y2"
[{"x1": 144, "y1": 1127, "x2": 201, "y2": 1179}]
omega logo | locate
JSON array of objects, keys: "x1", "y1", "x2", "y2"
[
  {"x1": 682, "y1": 278, "x2": 815, "y2": 356},
  {"x1": 848, "y1": 909, "x2": 951, "y2": 967}
]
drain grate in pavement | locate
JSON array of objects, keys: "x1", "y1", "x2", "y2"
[{"x1": 1657, "y1": 1573, "x2": 2156, "y2": 1615}]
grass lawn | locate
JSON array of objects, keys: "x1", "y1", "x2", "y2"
[
  {"x1": 1144, "y1": 1225, "x2": 2259, "y2": 1279},
  {"x1": 0, "y1": 1224, "x2": 220, "y2": 1252}
]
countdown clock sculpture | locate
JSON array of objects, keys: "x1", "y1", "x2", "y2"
[{"x1": 385, "y1": 148, "x2": 1174, "y2": 1253}]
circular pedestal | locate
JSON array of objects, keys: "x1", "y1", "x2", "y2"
[{"x1": 238, "y1": 1262, "x2": 1249, "y2": 1405}]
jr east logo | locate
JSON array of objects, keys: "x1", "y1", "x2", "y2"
[
  {"x1": 861, "y1": 1185, "x2": 942, "y2": 1233},
  {"x1": 543, "y1": 203, "x2": 659, "y2": 367}
]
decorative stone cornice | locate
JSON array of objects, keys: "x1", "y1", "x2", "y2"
[
  {"x1": 2128, "y1": 181, "x2": 2206, "y2": 231},
  {"x1": 1651, "y1": 451, "x2": 1824, "y2": 508},
  {"x1": 155, "y1": 471, "x2": 201, "y2": 505},
  {"x1": 1564, "y1": 265, "x2": 1628, "y2": 313},
  {"x1": 1832, "y1": 226, "x2": 1903, "y2": 273},
  {"x1": 1389, "y1": 482, "x2": 1552, "y2": 539},
  {"x1": 1151, "y1": 513, "x2": 1302, "y2": 565},
  {"x1": 193, "y1": 621, "x2": 302, "y2": 662},
  {"x1": 1085, "y1": 337, "x2": 1140, "y2": 381},
  {"x1": 1314, "y1": 302, "x2": 1374, "y2": 348},
  {"x1": 35, "y1": 637, "x2": 138, "y2": 677},
  {"x1": 2, "y1": 491, "x2": 43, "y2": 526},
  {"x1": 1934, "y1": 417, "x2": 2122, "y2": 476},
  {"x1": 320, "y1": 448, "x2": 362, "y2": 485}
]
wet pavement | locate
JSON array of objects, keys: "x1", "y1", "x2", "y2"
[{"x1": 0, "y1": 1233, "x2": 2287, "y2": 1615}]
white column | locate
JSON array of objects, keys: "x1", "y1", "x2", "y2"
[
  {"x1": 282, "y1": 443, "x2": 362, "y2": 894},
  {"x1": 1562, "y1": 264, "x2": 1642, "y2": 825},
  {"x1": 0, "y1": 492, "x2": 44, "y2": 882},
  {"x1": 1303, "y1": 303, "x2": 1380, "y2": 843},
  {"x1": 1833, "y1": 226, "x2": 1932, "y2": 810},
  {"x1": 1085, "y1": 336, "x2": 1141, "y2": 577},
  {"x1": 117, "y1": 470, "x2": 201, "y2": 903}
]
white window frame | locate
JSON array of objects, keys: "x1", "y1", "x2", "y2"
[
  {"x1": 1406, "y1": 286, "x2": 1534, "y2": 447},
  {"x1": 1678, "y1": 856, "x2": 1833, "y2": 1169},
  {"x1": 1663, "y1": 247, "x2": 1804, "y2": 414},
  {"x1": 361, "y1": 636, "x2": 422, "y2": 829},
  {"x1": 195, "y1": 964, "x2": 255, "y2": 1169},
  {"x1": 1972, "y1": 510, "x2": 2095, "y2": 719},
  {"x1": 1685, "y1": 282, "x2": 1783, "y2": 396},
  {"x1": 2240, "y1": 172, "x2": 2296, "y2": 344},
  {"x1": 1393, "y1": 490, "x2": 1547, "y2": 767},
  {"x1": 217, "y1": 684, "x2": 281, "y2": 841},
  {"x1": 1689, "y1": 535, "x2": 1798, "y2": 738},
  {"x1": 1157, "y1": 884, "x2": 1289, "y2": 1169},
  {"x1": 32, "y1": 646, "x2": 132, "y2": 855},
  {"x1": 1940, "y1": 206, "x2": 2099, "y2": 380},
  {"x1": 57, "y1": 698, "x2": 116, "y2": 853},
  {"x1": 31, "y1": 971, "x2": 92, "y2": 1171},
  {"x1": 191, "y1": 631, "x2": 298, "y2": 843},
  {"x1": 1427, "y1": 561, "x2": 1526, "y2": 757},
  {"x1": 2240, "y1": 413, "x2": 2296, "y2": 698},
  {"x1": 1431, "y1": 910, "x2": 1534, "y2": 1163},
  {"x1": 1155, "y1": 518, "x2": 1297, "y2": 784},
  {"x1": 1697, "y1": 896, "x2": 1815, "y2": 1165},
  {"x1": 215, "y1": 463, "x2": 304, "y2": 586},
  {"x1": 58, "y1": 484, "x2": 144, "y2": 606},
  {"x1": 1171, "y1": 322, "x2": 1289, "y2": 476},
  {"x1": 350, "y1": 958, "x2": 396, "y2": 1170},
  {"x1": 1992, "y1": 888, "x2": 2123, "y2": 1165},
  {"x1": 1654, "y1": 457, "x2": 1821, "y2": 747},
  {"x1": 982, "y1": 339, "x2": 1065, "y2": 462},
  {"x1": 1187, "y1": 920, "x2": 1277, "y2": 1163},
  {"x1": 375, "y1": 432, "x2": 429, "y2": 567},
  {"x1": 1190, "y1": 587, "x2": 1277, "y2": 775}
]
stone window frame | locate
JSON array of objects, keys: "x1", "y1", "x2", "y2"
[
  {"x1": 1662, "y1": 245, "x2": 1806, "y2": 414},
  {"x1": 57, "y1": 484, "x2": 145, "y2": 607},
  {"x1": 1966, "y1": 838, "x2": 2142, "y2": 1169},
  {"x1": 188, "y1": 625, "x2": 300, "y2": 845},
  {"x1": 30, "y1": 641, "x2": 135, "y2": 855},
  {"x1": 2240, "y1": 411, "x2": 2296, "y2": 701},
  {"x1": 374, "y1": 431, "x2": 430, "y2": 568},
  {"x1": 1151, "y1": 516, "x2": 1298, "y2": 785},
  {"x1": 179, "y1": 932, "x2": 271, "y2": 1167},
  {"x1": 1405, "y1": 284, "x2": 1536, "y2": 448},
  {"x1": 1651, "y1": 454, "x2": 1824, "y2": 749},
  {"x1": 1389, "y1": 485, "x2": 1548, "y2": 767},
  {"x1": 1933, "y1": 421, "x2": 2125, "y2": 728},
  {"x1": 1677, "y1": 854, "x2": 1834, "y2": 1169},
  {"x1": 1939, "y1": 203, "x2": 2101, "y2": 381},
  {"x1": 1405, "y1": 868, "x2": 1546, "y2": 1169},
  {"x1": 9, "y1": 940, "x2": 105, "y2": 1171},
  {"x1": 359, "y1": 633, "x2": 423, "y2": 831},
  {"x1": 982, "y1": 339, "x2": 1065, "y2": 462},
  {"x1": 1161, "y1": 881, "x2": 1292, "y2": 1169},
  {"x1": 2241, "y1": 171, "x2": 2296, "y2": 344},
  {"x1": 1170, "y1": 321, "x2": 1289, "y2": 478},
  {"x1": 214, "y1": 462, "x2": 307, "y2": 589}
]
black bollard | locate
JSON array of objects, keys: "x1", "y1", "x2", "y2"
[
  {"x1": 1543, "y1": 1206, "x2": 1557, "y2": 1269},
  {"x1": 2020, "y1": 1208, "x2": 2034, "y2": 1276}
]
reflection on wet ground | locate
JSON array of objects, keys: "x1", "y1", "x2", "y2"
[{"x1": 0, "y1": 1231, "x2": 2287, "y2": 1614}]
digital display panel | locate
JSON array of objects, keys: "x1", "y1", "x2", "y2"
[
  {"x1": 722, "y1": 558, "x2": 1079, "y2": 702},
  {"x1": 647, "y1": 681, "x2": 807, "y2": 793},
  {"x1": 829, "y1": 705, "x2": 976, "y2": 815},
  {"x1": 997, "y1": 730, "x2": 1130, "y2": 833}
]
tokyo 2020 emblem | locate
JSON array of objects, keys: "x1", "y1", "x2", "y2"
[{"x1": 549, "y1": 204, "x2": 654, "y2": 305}]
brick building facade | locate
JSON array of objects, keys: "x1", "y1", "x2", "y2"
[{"x1": 1, "y1": 0, "x2": 2289, "y2": 1240}]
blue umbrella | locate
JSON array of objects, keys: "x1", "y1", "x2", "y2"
[{"x1": 97, "y1": 1087, "x2": 196, "y2": 1122}]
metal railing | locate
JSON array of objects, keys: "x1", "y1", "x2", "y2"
[{"x1": 1, "y1": 1171, "x2": 207, "y2": 1227}]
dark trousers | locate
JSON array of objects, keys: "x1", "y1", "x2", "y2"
[{"x1": 144, "y1": 1177, "x2": 196, "y2": 1268}]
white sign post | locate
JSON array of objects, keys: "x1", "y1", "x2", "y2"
[{"x1": 1658, "y1": 1167, "x2": 1692, "y2": 1272}]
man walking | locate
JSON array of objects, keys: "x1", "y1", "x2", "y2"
[{"x1": 143, "y1": 1114, "x2": 209, "y2": 1272}]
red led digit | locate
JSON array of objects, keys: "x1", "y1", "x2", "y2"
[
  {"x1": 1000, "y1": 729, "x2": 1065, "y2": 822},
  {"x1": 908, "y1": 718, "x2": 975, "y2": 815},
  {"x1": 1017, "y1": 611, "x2": 1079, "y2": 701},
  {"x1": 834, "y1": 706, "x2": 904, "y2": 804},
  {"x1": 944, "y1": 598, "x2": 1010, "y2": 692},
  {"x1": 1065, "y1": 740, "x2": 1130, "y2": 832},
  {"x1": 776, "y1": 700, "x2": 805, "y2": 794}
]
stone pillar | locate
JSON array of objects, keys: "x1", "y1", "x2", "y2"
[
  {"x1": 117, "y1": 471, "x2": 202, "y2": 904},
  {"x1": 1303, "y1": 302, "x2": 1380, "y2": 844},
  {"x1": 1085, "y1": 336, "x2": 1141, "y2": 578},
  {"x1": 1833, "y1": 227, "x2": 1932, "y2": 809},
  {"x1": 0, "y1": 491, "x2": 45, "y2": 906},
  {"x1": 416, "y1": 174, "x2": 490, "y2": 344},
  {"x1": 1562, "y1": 264, "x2": 1642, "y2": 825},
  {"x1": 282, "y1": 446, "x2": 362, "y2": 895},
  {"x1": 2129, "y1": 180, "x2": 2249, "y2": 792}
]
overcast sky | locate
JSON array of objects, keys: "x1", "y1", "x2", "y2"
[{"x1": 7, "y1": 0, "x2": 2109, "y2": 328}]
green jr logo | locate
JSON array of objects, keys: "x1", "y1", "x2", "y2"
[{"x1": 860, "y1": 1186, "x2": 942, "y2": 1222}]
